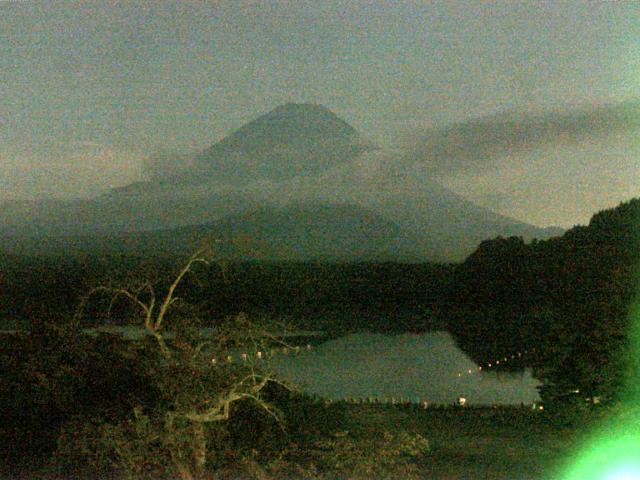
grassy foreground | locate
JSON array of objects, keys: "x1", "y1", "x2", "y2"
[
  {"x1": 1, "y1": 403, "x2": 585, "y2": 479},
  {"x1": 332, "y1": 404, "x2": 580, "y2": 480}
]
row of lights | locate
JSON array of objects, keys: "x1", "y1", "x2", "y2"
[
  {"x1": 210, "y1": 343, "x2": 313, "y2": 366},
  {"x1": 207, "y1": 344, "x2": 544, "y2": 408},
  {"x1": 210, "y1": 344, "x2": 538, "y2": 377},
  {"x1": 305, "y1": 396, "x2": 545, "y2": 410},
  {"x1": 322, "y1": 396, "x2": 427, "y2": 406},
  {"x1": 456, "y1": 348, "x2": 537, "y2": 378}
]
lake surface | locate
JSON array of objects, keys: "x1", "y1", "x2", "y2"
[
  {"x1": 272, "y1": 331, "x2": 541, "y2": 405},
  {"x1": 3, "y1": 324, "x2": 540, "y2": 406}
]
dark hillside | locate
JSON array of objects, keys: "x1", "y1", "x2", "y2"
[{"x1": 446, "y1": 197, "x2": 640, "y2": 405}]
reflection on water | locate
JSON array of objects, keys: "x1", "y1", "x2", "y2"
[{"x1": 272, "y1": 331, "x2": 540, "y2": 405}]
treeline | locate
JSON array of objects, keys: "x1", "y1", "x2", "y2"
[
  {"x1": 0, "y1": 254, "x2": 176, "y2": 327},
  {"x1": 446, "y1": 197, "x2": 640, "y2": 405},
  {"x1": 196, "y1": 262, "x2": 451, "y2": 333},
  {"x1": 0, "y1": 255, "x2": 451, "y2": 334}
]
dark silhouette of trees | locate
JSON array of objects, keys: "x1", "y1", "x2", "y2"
[{"x1": 446, "y1": 198, "x2": 640, "y2": 408}]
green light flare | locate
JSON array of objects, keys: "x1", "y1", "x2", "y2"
[
  {"x1": 559, "y1": 418, "x2": 640, "y2": 480},
  {"x1": 559, "y1": 257, "x2": 640, "y2": 479}
]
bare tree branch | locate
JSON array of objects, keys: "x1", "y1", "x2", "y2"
[
  {"x1": 155, "y1": 249, "x2": 211, "y2": 330},
  {"x1": 80, "y1": 246, "x2": 298, "y2": 480}
]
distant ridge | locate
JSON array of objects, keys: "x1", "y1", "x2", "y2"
[{"x1": 0, "y1": 203, "x2": 425, "y2": 262}]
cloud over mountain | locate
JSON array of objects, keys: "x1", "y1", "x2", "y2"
[{"x1": 407, "y1": 100, "x2": 640, "y2": 176}]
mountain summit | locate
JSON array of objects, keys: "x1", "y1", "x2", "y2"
[
  {"x1": 0, "y1": 104, "x2": 565, "y2": 261},
  {"x1": 191, "y1": 103, "x2": 373, "y2": 185},
  {"x1": 219, "y1": 103, "x2": 358, "y2": 146}
]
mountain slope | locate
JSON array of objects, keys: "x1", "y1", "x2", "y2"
[
  {"x1": 203, "y1": 203, "x2": 424, "y2": 261},
  {"x1": 1, "y1": 203, "x2": 427, "y2": 261},
  {"x1": 251, "y1": 151, "x2": 564, "y2": 259},
  {"x1": 0, "y1": 190, "x2": 256, "y2": 236}
]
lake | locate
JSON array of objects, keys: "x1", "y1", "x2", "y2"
[
  {"x1": 4, "y1": 324, "x2": 540, "y2": 406},
  {"x1": 272, "y1": 331, "x2": 541, "y2": 406}
]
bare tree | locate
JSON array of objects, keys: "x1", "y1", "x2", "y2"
[{"x1": 78, "y1": 248, "x2": 292, "y2": 480}]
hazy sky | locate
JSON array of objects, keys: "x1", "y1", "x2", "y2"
[{"x1": 1, "y1": 0, "x2": 639, "y2": 226}]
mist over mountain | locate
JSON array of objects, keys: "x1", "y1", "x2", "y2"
[
  {"x1": 246, "y1": 149, "x2": 563, "y2": 256},
  {"x1": 0, "y1": 141, "x2": 143, "y2": 201},
  {"x1": 0, "y1": 103, "x2": 566, "y2": 261}
]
